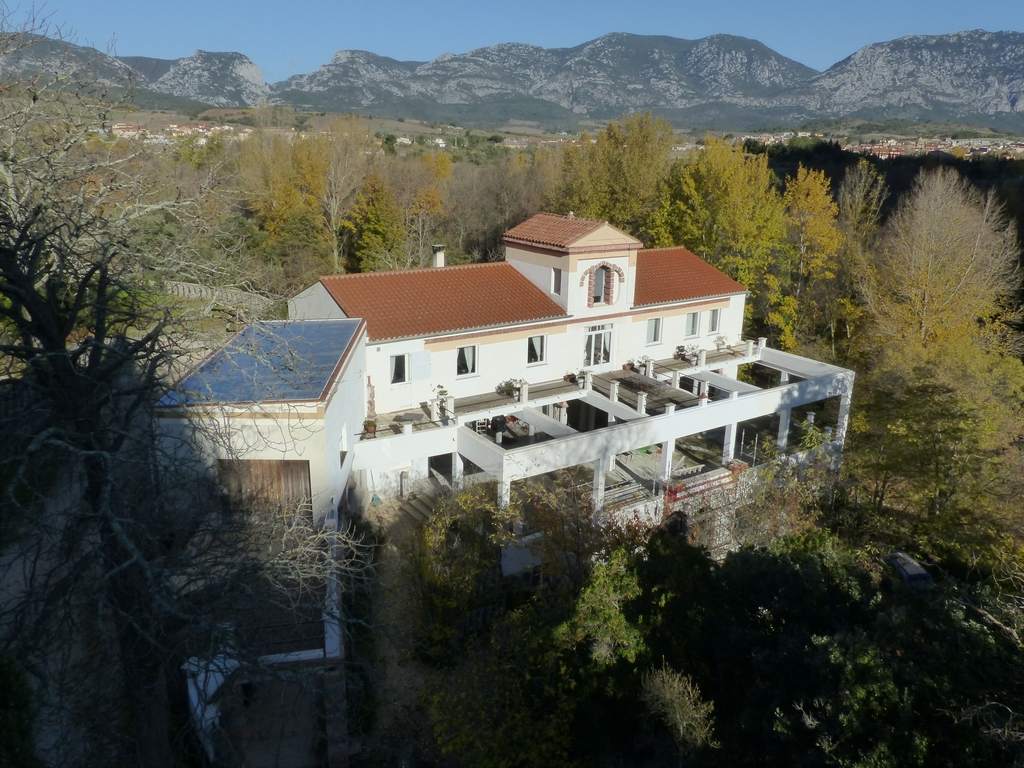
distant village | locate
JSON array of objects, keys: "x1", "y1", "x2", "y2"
[
  {"x1": 738, "y1": 131, "x2": 1024, "y2": 160},
  {"x1": 110, "y1": 122, "x2": 253, "y2": 143}
]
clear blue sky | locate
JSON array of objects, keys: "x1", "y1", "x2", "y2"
[{"x1": 50, "y1": 0, "x2": 1024, "y2": 84}]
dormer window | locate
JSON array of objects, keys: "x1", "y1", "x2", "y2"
[{"x1": 593, "y1": 267, "x2": 607, "y2": 304}]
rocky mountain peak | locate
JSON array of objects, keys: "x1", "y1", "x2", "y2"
[{"x1": 140, "y1": 50, "x2": 269, "y2": 107}]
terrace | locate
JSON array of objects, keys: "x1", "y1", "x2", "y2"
[
  {"x1": 361, "y1": 341, "x2": 764, "y2": 440},
  {"x1": 355, "y1": 341, "x2": 853, "y2": 515}
]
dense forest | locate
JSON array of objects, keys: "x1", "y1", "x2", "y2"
[{"x1": 3, "y1": 25, "x2": 1024, "y2": 766}]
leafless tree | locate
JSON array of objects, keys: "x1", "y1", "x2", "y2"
[
  {"x1": 312, "y1": 117, "x2": 374, "y2": 273},
  {"x1": 0, "y1": 16, "x2": 370, "y2": 766},
  {"x1": 875, "y1": 167, "x2": 1019, "y2": 350}
]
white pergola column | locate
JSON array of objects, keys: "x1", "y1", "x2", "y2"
[
  {"x1": 592, "y1": 460, "x2": 607, "y2": 510},
  {"x1": 659, "y1": 439, "x2": 673, "y2": 482},
  {"x1": 497, "y1": 479, "x2": 511, "y2": 508},
  {"x1": 722, "y1": 422, "x2": 737, "y2": 464},
  {"x1": 835, "y1": 375, "x2": 854, "y2": 445},
  {"x1": 452, "y1": 452, "x2": 463, "y2": 482},
  {"x1": 776, "y1": 408, "x2": 791, "y2": 451},
  {"x1": 608, "y1": 380, "x2": 619, "y2": 403}
]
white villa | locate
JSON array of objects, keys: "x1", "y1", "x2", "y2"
[{"x1": 161, "y1": 212, "x2": 855, "y2": 526}]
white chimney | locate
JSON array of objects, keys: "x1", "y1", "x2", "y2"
[{"x1": 432, "y1": 244, "x2": 445, "y2": 268}]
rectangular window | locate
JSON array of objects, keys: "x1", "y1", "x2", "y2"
[
  {"x1": 456, "y1": 345, "x2": 477, "y2": 376},
  {"x1": 646, "y1": 317, "x2": 663, "y2": 344},
  {"x1": 389, "y1": 354, "x2": 408, "y2": 384},
  {"x1": 527, "y1": 335, "x2": 546, "y2": 364},
  {"x1": 685, "y1": 311, "x2": 700, "y2": 338},
  {"x1": 552, "y1": 268, "x2": 562, "y2": 295},
  {"x1": 708, "y1": 308, "x2": 721, "y2": 334},
  {"x1": 584, "y1": 324, "x2": 612, "y2": 366}
]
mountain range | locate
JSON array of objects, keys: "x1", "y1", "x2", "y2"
[{"x1": 6, "y1": 30, "x2": 1024, "y2": 129}]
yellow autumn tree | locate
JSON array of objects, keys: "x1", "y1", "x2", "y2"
[
  {"x1": 238, "y1": 131, "x2": 315, "y2": 237},
  {"x1": 553, "y1": 112, "x2": 673, "y2": 241},
  {"x1": 767, "y1": 165, "x2": 844, "y2": 349},
  {"x1": 653, "y1": 137, "x2": 787, "y2": 327}
]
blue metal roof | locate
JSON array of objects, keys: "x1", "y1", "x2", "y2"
[{"x1": 162, "y1": 320, "x2": 361, "y2": 406}]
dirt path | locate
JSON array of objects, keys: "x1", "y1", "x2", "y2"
[{"x1": 358, "y1": 499, "x2": 443, "y2": 766}]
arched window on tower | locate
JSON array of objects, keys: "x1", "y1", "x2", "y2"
[{"x1": 593, "y1": 266, "x2": 609, "y2": 304}]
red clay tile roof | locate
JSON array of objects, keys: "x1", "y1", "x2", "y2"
[
  {"x1": 634, "y1": 247, "x2": 746, "y2": 306},
  {"x1": 504, "y1": 212, "x2": 638, "y2": 251},
  {"x1": 320, "y1": 263, "x2": 567, "y2": 341}
]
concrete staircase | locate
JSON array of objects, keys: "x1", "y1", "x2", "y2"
[{"x1": 399, "y1": 479, "x2": 441, "y2": 522}]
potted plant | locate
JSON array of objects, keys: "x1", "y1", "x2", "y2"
[
  {"x1": 434, "y1": 384, "x2": 449, "y2": 398},
  {"x1": 676, "y1": 343, "x2": 699, "y2": 364},
  {"x1": 623, "y1": 359, "x2": 636, "y2": 371},
  {"x1": 563, "y1": 371, "x2": 577, "y2": 383},
  {"x1": 495, "y1": 378, "x2": 522, "y2": 398},
  {"x1": 715, "y1": 335, "x2": 728, "y2": 351},
  {"x1": 362, "y1": 418, "x2": 378, "y2": 438}
]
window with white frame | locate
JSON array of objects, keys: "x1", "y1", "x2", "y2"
[
  {"x1": 527, "y1": 335, "x2": 546, "y2": 364},
  {"x1": 708, "y1": 308, "x2": 721, "y2": 334},
  {"x1": 389, "y1": 354, "x2": 408, "y2": 384},
  {"x1": 456, "y1": 345, "x2": 477, "y2": 376},
  {"x1": 646, "y1": 317, "x2": 663, "y2": 345},
  {"x1": 685, "y1": 311, "x2": 700, "y2": 338},
  {"x1": 552, "y1": 268, "x2": 562, "y2": 295},
  {"x1": 584, "y1": 324, "x2": 612, "y2": 366}
]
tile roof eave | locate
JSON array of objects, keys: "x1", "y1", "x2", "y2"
[
  {"x1": 367, "y1": 311, "x2": 571, "y2": 343},
  {"x1": 632, "y1": 289, "x2": 749, "y2": 309},
  {"x1": 503, "y1": 236, "x2": 573, "y2": 253},
  {"x1": 504, "y1": 237, "x2": 642, "y2": 255}
]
